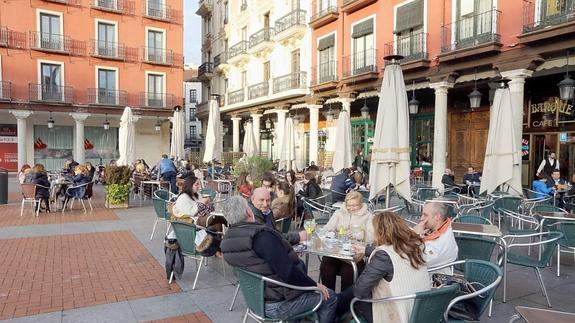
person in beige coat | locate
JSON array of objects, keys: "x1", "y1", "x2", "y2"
[{"x1": 320, "y1": 191, "x2": 373, "y2": 291}]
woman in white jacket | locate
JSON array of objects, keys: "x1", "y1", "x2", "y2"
[{"x1": 320, "y1": 191, "x2": 374, "y2": 291}]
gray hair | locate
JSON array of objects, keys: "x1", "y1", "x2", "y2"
[
  {"x1": 424, "y1": 201, "x2": 447, "y2": 220},
  {"x1": 223, "y1": 196, "x2": 251, "y2": 225}
]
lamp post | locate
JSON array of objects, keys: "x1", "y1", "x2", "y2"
[
  {"x1": 154, "y1": 116, "x2": 161, "y2": 132},
  {"x1": 558, "y1": 51, "x2": 575, "y2": 102},
  {"x1": 409, "y1": 81, "x2": 419, "y2": 115},
  {"x1": 469, "y1": 69, "x2": 482, "y2": 109},
  {"x1": 103, "y1": 114, "x2": 110, "y2": 130},
  {"x1": 360, "y1": 99, "x2": 370, "y2": 119},
  {"x1": 47, "y1": 111, "x2": 55, "y2": 129}
]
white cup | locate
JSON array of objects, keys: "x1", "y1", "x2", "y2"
[{"x1": 342, "y1": 242, "x2": 352, "y2": 252}]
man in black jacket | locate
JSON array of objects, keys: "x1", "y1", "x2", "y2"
[{"x1": 221, "y1": 196, "x2": 337, "y2": 323}]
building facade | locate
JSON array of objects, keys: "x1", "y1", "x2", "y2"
[
  {"x1": 0, "y1": 0, "x2": 183, "y2": 171},
  {"x1": 184, "y1": 65, "x2": 203, "y2": 151}
]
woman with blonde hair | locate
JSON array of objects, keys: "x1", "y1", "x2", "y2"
[
  {"x1": 319, "y1": 191, "x2": 373, "y2": 292},
  {"x1": 341, "y1": 211, "x2": 431, "y2": 322},
  {"x1": 32, "y1": 163, "x2": 51, "y2": 212}
]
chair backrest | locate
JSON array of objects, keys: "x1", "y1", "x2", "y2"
[
  {"x1": 540, "y1": 232, "x2": 564, "y2": 264},
  {"x1": 531, "y1": 204, "x2": 567, "y2": 214},
  {"x1": 84, "y1": 181, "x2": 94, "y2": 199},
  {"x1": 200, "y1": 188, "x2": 218, "y2": 200},
  {"x1": 457, "y1": 260, "x2": 503, "y2": 318},
  {"x1": 303, "y1": 199, "x2": 335, "y2": 224},
  {"x1": 409, "y1": 284, "x2": 459, "y2": 323},
  {"x1": 454, "y1": 214, "x2": 492, "y2": 225},
  {"x1": 170, "y1": 221, "x2": 199, "y2": 256},
  {"x1": 234, "y1": 268, "x2": 265, "y2": 318},
  {"x1": 455, "y1": 235, "x2": 500, "y2": 263},
  {"x1": 416, "y1": 187, "x2": 438, "y2": 201},
  {"x1": 152, "y1": 196, "x2": 169, "y2": 220},
  {"x1": 21, "y1": 183, "x2": 37, "y2": 199},
  {"x1": 559, "y1": 222, "x2": 575, "y2": 248},
  {"x1": 493, "y1": 196, "x2": 522, "y2": 213},
  {"x1": 275, "y1": 217, "x2": 292, "y2": 234},
  {"x1": 154, "y1": 189, "x2": 172, "y2": 201}
]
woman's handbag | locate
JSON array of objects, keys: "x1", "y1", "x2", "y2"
[{"x1": 432, "y1": 273, "x2": 485, "y2": 321}]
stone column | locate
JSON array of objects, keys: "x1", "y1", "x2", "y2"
[
  {"x1": 70, "y1": 112, "x2": 90, "y2": 164},
  {"x1": 10, "y1": 110, "x2": 33, "y2": 170},
  {"x1": 339, "y1": 98, "x2": 353, "y2": 112},
  {"x1": 275, "y1": 110, "x2": 288, "y2": 159},
  {"x1": 308, "y1": 105, "x2": 321, "y2": 164},
  {"x1": 231, "y1": 117, "x2": 241, "y2": 152},
  {"x1": 429, "y1": 82, "x2": 454, "y2": 190},
  {"x1": 251, "y1": 113, "x2": 262, "y2": 153}
]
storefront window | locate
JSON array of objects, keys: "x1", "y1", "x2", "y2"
[
  {"x1": 410, "y1": 114, "x2": 434, "y2": 166},
  {"x1": 34, "y1": 125, "x2": 73, "y2": 171},
  {"x1": 85, "y1": 126, "x2": 119, "y2": 166}
]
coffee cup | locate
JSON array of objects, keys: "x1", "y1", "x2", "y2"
[{"x1": 342, "y1": 242, "x2": 352, "y2": 252}]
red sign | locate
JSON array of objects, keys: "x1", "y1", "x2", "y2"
[{"x1": 0, "y1": 124, "x2": 17, "y2": 171}]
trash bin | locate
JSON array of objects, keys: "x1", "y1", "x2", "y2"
[{"x1": 0, "y1": 168, "x2": 7, "y2": 205}]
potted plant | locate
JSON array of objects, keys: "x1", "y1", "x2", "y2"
[
  {"x1": 231, "y1": 155, "x2": 273, "y2": 186},
  {"x1": 104, "y1": 165, "x2": 132, "y2": 209}
]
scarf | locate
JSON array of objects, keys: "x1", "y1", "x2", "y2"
[{"x1": 423, "y1": 218, "x2": 452, "y2": 241}]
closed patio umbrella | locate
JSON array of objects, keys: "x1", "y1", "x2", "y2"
[
  {"x1": 242, "y1": 121, "x2": 257, "y2": 157},
  {"x1": 202, "y1": 99, "x2": 222, "y2": 163},
  {"x1": 117, "y1": 106, "x2": 136, "y2": 166},
  {"x1": 369, "y1": 60, "x2": 411, "y2": 206},
  {"x1": 279, "y1": 117, "x2": 296, "y2": 171},
  {"x1": 170, "y1": 108, "x2": 185, "y2": 160},
  {"x1": 331, "y1": 110, "x2": 353, "y2": 173},
  {"x1": 479, "y1": 87, "x2": 522, "y2": 195}
]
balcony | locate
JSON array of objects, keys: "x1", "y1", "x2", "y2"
[
  {"x1": 42, "y1": 0, "x2": 81, "y2": 5},
  {"x1": 29, "y1": 84, "x2": 74, "y2": 104},
  {"x1": 0, "y1": 27, "x2": 27, "y2": 49},
  {"x1": 142, "y1": 47, "x2": 175, "y2": 66},
  {"x1": 140, "y1": 92, "x2": 176, "y2": 108},
  {"x1": 87, "y1": 88, "x2": 128, "y2": 106},
  {"x1": 248, "y1": 27, "x2": 274, "y2": 56},
  {"x1": 439, "y1": 9, "x2": 502, "y2": 62},
  {"x1": 198, "y1": 62, "x2": 214, "y2": 81},
  {"x1": 91, "y1": 0, "x2": 135, "y2": 15},
  {"x1": 0, "y1": 81, "x2": 12, "y2": 100},
  {"x1": 274, "y1": 9, "x2": 307, "y2": 44},
  {"x1": 196, "y1": 0, "x2": 212, "y2": 16},
  {"x1": 91, "y1": 39, "x2": 131, "y2": 61},
  {"x1": 228, "y1": 89, "x2": 245, "y2": 105},
  {"x1": 29, "y1": 32, "x2": 85, "y2": 56},
  {"x1": 519, "y1": 0, "x2": 575, "y2": 44},
  {"x1": 227, "y1": 41, "x2": 249, "y2": 66},
  {"x1": 342, "y1": 49, "x2": 379, "y2": 83},
  {"x1": 309, "y1": 5, "x2": 339, "y2": 29},
  {"x1": 341, "y1": 0, "x2": 377, "y2": 13},
  {"x1": 311, "y1": 60, "x2": 338, "y2": 90},
  {"x1": 273, "y1": 72, "x2": 306, "y2": 93},
  {"x1": 214, "y1": 51, "x2": 229, "y2": 72},
  {"x1": 248, "y1": 81, "x2": 269, "y2": 100},
  {"x1": 142, "y1": 1, "x2": 180, "y2": 23},
  {"x1": 202, "y1": 33, "x2": 212, "y2": 51},
  {"x1": 383, "y1": 32, "x2": 430, "y2": 71}
]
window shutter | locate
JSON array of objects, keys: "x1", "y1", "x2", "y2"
[
  {"x1": 317, "y1": 34, "x2": 335, "y2": 51},
  {"x1": 395, "y1": 0, "x2": 424, "y2": 33},
  {"x1": 352, "y1": 18, "x2": 374, "y2": 38}
]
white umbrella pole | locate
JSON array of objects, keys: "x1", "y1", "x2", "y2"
[{"x1": 385, "y1": 163, "x2": 391, "y2": 208}]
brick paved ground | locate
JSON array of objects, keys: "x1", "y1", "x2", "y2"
[
  {"x1": 0, "y1": 231, "x2": 180, "y2": 320},
  {"x1": 146, "y1": 312, "x2": 212, "y2": 323}
]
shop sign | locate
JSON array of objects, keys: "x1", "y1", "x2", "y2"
[
  {"x1": 0, "y1": 124, "x2": 17, "y2": 171},
  {"x1": 528, "y1": 97, "x2": 573, "y2": 128}
]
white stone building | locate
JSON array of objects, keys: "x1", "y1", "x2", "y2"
[{"x1": 183, "y1": 65, "x2": 203, "y2": 151}]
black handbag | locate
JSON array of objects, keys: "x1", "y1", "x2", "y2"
[{"x1": 432, "y1": 273, "x2": 484, "y2": 321}]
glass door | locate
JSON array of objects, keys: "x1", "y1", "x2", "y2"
[
  {"x1": 98, "y1": 22, "x2": 116, "y2": 57},
  {"x1": 40, "y1": 13, "x2": 61, "y2": 50},
  {"x1": 98, "y1": 69, "x2": 117, "y2": 104},
  {"x1": 147, "y1": 30, "x2": 164, "y2": 62},
  {"x1": 147, "y1": 74, "x2": 163, "y2": 107},
  {"x1": 41, "y1": 63, "x2": 62, "y2": 101}
]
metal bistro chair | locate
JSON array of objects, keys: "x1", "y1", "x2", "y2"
[
  {"x1": 350, "y1": 284, "x2": 459, "y2": 323},
  {"x1": 556, "y1": 221, "x2": 575, "y2": 277},
  {"x1": 302, "y1": 197, "x2": 336, "y2": 226},
  {"x1": 453, "y1": 215, "x2": 493, "y2": 225},
  {"x1": 235, "y1": 267, "x2": 323, "y2": 323},
  {"x1": 493, "y1": 196, "x2": 523, "y2": 229},
  {"x1": 150, "y1": 191, "x2": 172, "y2": 240},
  {"x1": 62, "y1": 181, "x2": 93, "y2": 213},
  {"x1": 20, "y1": 183, "x2": 41, "y2": 217}
]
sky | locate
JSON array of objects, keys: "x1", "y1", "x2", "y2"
[{"x1": 184, "y1": 0, "x2": 201, "y2": 65}]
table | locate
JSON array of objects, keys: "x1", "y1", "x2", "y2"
[
  {"x1": 50, "y1": 180, "x2": 72, "y2": 211},
  {"x1": 533, "y1": 210, "x2": 575, "y2": 234},
  {"x1": 452, "y1": 222, "x2": 502, "y2": 237},
  {"x1": 511, "y1": 306, "x2": 575, "y2": 323},
  {"x1": 141, "y1": 180, "x2": 163, "y2": 195},
  {"x1": 298, "y1": 238, "x2": 362, "y2": 282}
]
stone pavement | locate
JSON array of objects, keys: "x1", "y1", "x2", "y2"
[{"x1": 1, "y1": 175, "x2": 575, "y2": 322}]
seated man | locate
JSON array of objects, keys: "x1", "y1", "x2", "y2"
[
  {"x1": 414, "y1": 201, "x2": 458, "y2": 274},
  {"x1": 463, "y1": 166, "x2": 481, "y2": 196},
  {"x1": 329, "y1": 168, "x2": 355, "y2": 202},
  {"x1": 221, "y1": 196, "x2": 337, "y2": 323},
  {"x1": 441, "y1": 168, "x2": 465, "y2": 194},
  {"x1": 533, "y1": 174, "x2": 554, "y2": 198},
  {"x1": 546, "y1": 170, "x2": 568, "y2": 207}
]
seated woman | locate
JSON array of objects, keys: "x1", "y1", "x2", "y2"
[
  {"x1": 320, "y1": 191, "x2": 374, "y2": 292},
  {"x1": 32, "y1": 163, "x2": 51, "y2": 213},
  {"x1": 284, "y1": 170, "x2": 296, "y2": 188},
  {"x1": 297, "y1": 171, "x2": 324, "y2": 217},
  {"x1": 133, "y1": 163, "x2": 152, "y2": 197},
  {"x1": 339, "y1": 212, "x2": 431, "y2": 322},
  {"x1": 18, "y1": 164, "x2": 31, "y2": 184},
  {"x1": 236, "y1": 172, "x2": 253, "y2": 198},
  {"x1": 271, "y1": 181, "x2": 295, "y2": 222},
  {"x1": 85, "y1": 162, "x2": 96, "y2": 181},
  {"x1": 63, "y1": 165, "x2": 91, "y2": 203},
  {"x1": 533, "y1": 174, "x2": 555, "y2": 198}
]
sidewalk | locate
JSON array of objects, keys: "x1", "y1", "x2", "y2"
[{"x1": 1, "y1": 176, "x2": 574, "y2": 322}]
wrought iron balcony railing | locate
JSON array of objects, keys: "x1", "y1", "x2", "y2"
[
  {"x1": 91, "y1": 0, "x2": 135, "y2": 14},
  {"x1": 198, "y1": 62, "x2": 214, "y2": 77},
  {"x1": 91, "y1": 39, "x2": 128, "y2": 60},
  {"x1": 142, "y1": 0, "x2": 175, "y2": 22},
  {"x1": 275, "y1": 9, "x2": 307, "y2": 34},
  {"x1": 139, "y1": 92, "x2": 176, "y2": 108},
  {"x1": 229, "y1": 41, "x2": 248, "y2": 59},
  {"x1": 248, "y1": 81, "x2": 269, "y2": 99},
  {"x1": 43, "y1": 0, "x2": 81, "y2": 5},
  {"x1": 383, "y1": 32, "x2": 428, "y2": 63},
  {"x1": 214, "y1": 51, "x2": 227, "y2": 67},
  {"x1": 249, "y1": 27, "x2": 274, "y2": 48},
  {"x1": 87, "y1": 88, "x2": 128, "y2": 106},
  {"x1": 0, "y1": 81, "x2": 12, "y2": 100},
  {"x1": 228, "y1": 89, "x2": 245, "y2": 104},
  {"x1": 342, "y1": 48, "x2": 378, "y2": 78},
  {"x1": 0, "y1": 27, "x2": 26, "y2": 49},
  {"x1": 29, "y1": 83, "x2": 74, "y2": 103},
  {"x1": 273, "y1": 72, "x2": 306, "y2": 93},
  {"x1": 30, "y1": 32, "x2": 73, "y2": 53},
  {"x1": 311, "y1": 60, "x2": 337, "y2": 85},
  {"x1": 441, "y1": 9, "x2": 501, "y2": 53},
  {"x1": 142, "y1": 47, "x2": 174, "y2": 65},
  {"x1": 523, "y1": 0, "x2": 575, "y2": 33},
  {"x1": 310, "y1": 4, "x2": 338, "y2": 22}
]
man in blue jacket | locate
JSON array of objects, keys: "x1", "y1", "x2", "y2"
[{"x1": 158, "y1": 154, "x2": 177, "y2": 194}]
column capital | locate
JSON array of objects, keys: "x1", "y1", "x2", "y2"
[
  {"x1": 250, "y1": 113, "x2": 263, "y2": 118},
  {"x1": 275, "y1": 109, "x2": 289, "y2": 115},
  {"x1": 307, "y1": 104, "x2": 322, "y2": 110},
  {"x1": 429, "y1": 81, "x2": 454, "y2": 91},
  {"x1": 70, "y1": 112, "x2": 91, "y2": 122},
  {"x1": 500, "y1": 69, "x2": 533, "y2": 81},
  {"x1": 230, "y1": 116, "x2": 242, "y2": 121},
  {"x1": 10, "y1": 110, "x2": 33, "y2": 119}
]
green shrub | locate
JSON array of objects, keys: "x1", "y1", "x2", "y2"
[
  {"x1": 231, "y1": 155, "x2": 273, "y2": 186},
  {"x1": 105, "y1": 183, "x2": 131, "y2": 205},
  {"x1": 104, "y1": 165, "x2": 131, "y2": 185}
]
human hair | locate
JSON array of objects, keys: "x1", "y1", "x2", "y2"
[
  {"x1": 223, "y1": 195, "x2": 251, "y2": 225},
  {"x1": 286, "y1": 170, "x2": 296, "y2": 185},
  {"x1": 237, "y1": 172, "x2": 250, "y2": 187},
  {"x1": 425, "y1": 201, "x2": 448, "y2": 221},
  {"x1": 353, "y1": 171, "x2": 364, "y2": 185},
  {"x1": 372, "y1": 212, "x2": 426, "y2": 269},
  {"x1": 75, "y1": 165, "x2": 88, "y2": 175},
  {"x1": 345, "y1": 191, "x2": 363, "y2": 205},
  {"x1": 182, "y1": 175, "x2": 200, "y2": 200},
  {"x1": 304, "y1": 171, "x2": 316, "y2": 182},
  {"x1": 277, "y1": 181, "x2": 295, "y2": 212},
  {"x1": 20, "y1": 164, "x2": 31, "y2": 173},
  {"x1": 552, "y1": 169, "x2": 560, "y2": 174},
  {"x1": 262, "y1": 171, "x2": 275, "y2": 186},
  {"x1": 162, "y1": 154, "x2": 168, "y2": 159},
  {"x1": 32, "y1": 163, "x2": 45, "y2": 173},
  {"x1": 135, "y1": 163, "x2": 147, "y2": 173}
]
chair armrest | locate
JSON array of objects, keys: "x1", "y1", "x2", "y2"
[
  {"x1": 504, "y1": 232, "x2": 563, "y2": 248},
  {"x1": 350, "y1": 294, "x2": 417, "y2": 322},
  {"x1": 260, "y1": 276, "x2": 323, "y2": 314},
  {"x1": 443, "y1": 275, "x2": 503, "y2": 322}
]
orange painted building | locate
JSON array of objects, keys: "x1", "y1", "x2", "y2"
[{"x1": 0, "y1": 0, "x2": 183, "y2": 171}]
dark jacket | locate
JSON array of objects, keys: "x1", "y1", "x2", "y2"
[
  {"x1": 546, "y1": 176, "x2": 567, "y2": 188},
  {"x1": 330, "y1": 173, "x2": 355, "y2": 202},
  {"x1": 299, "y1": 180, "x2": 323, "y2": 200},
  {"x1": 441, "y1": 174, "x2": 456, "y2": 187},
  {"x1": 32, "y1": 172, "x2": 51, "y2": 199},
  {"x1": 221, "y1": 222, "x2": 313, "y2": 302},
  {"x1": 249, "y1": 201, "x2": 300, "y2": 245},
  {"x1": 164, "y1": 239, "x2": 184, "y2": 280},
  {"x1": 463, "y1": 172, "x2": 481, "y2": 184}
]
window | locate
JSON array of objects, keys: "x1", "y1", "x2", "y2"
[
  {"x1": 147, "y1": 0, "x2": 164, "y2": 16},
  {"x1": 291, "y1": 49, "x2": 300, "y2": 72},
  {"x1": 147, "y1": 29, "x2": 165, "y2": 62},
  {"x1": 410, "y1": 115, "x2": 434, "y2": 167},
  {"x1": 190, "y1": 109, "x2": 196, "y2": 121},
  {"x1": 41, "y1": 62, "x2": 62, "y2": 101},
  {"x1": 317, "y1": 34, "x2": 335, "y2": 83},
  {"x1": 395, "y1": 0, "x2": 424, "y2": 60},
  {"x1": 97, "y1": 68, "x2": 117, "y2": 104},
  {"x1": 189, "y1": 89, "x2": 197, "y2": 103},
  {"x1": 241, "y1": 26, "x2": 247, "y2": 41},
  {"x1": 190, "y1": 125, "x2": 197, "y2": 137},
  {"x1": 224, "y1": 2, "x2": 229, "y2": 24},
  {"x1": 456, "y1": 0, "x2": 493, "y2": 43},
  {"x1": 147, "y1": 73, "x2": 164, "y2": 107},
  {"x1": 241, "y1": 0, "x2": 247, "y2": 11},
  {"x1": 241, "y1": 71, "x2": 247, "y2": 88},
  {"x1": 352, "y1": 18, "x2": 374, "y2": 74},
  {"x1": 263, "y1": 61, "x2": 270, "y2": 81},
  {"x1": 40, "y1": 13, "x2": 62, "y2": 50},
  {"x1": 97, "y1": 22, "x2": 116, "y2": 57},
  {"x1": 318, "y1": 0, "x2": 334, "y2": 12}
]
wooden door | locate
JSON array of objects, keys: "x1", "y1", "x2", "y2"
[{"x1": 448, "y1": 110, "x2": 490, "y2": 182}]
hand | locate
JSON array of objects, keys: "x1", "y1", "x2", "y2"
[
  {"x1": 200, "y1": 196, "x2": 211, "y2": 204},
  {"x1": 352, "y1": 244, "x2": 365, "y2": 257},
  {"x1": 298, "y1": 230, "x2": 308, "y2": 242},
  {"x1": 413, "y1": 219, "x2": 427, "y2": 235},
  {"x1": 316, "y1": 283, "x2": 331, "y2": 300}
]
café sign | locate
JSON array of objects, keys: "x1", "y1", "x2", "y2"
[{"x1": 528, "y1": 97, "x2": 573, "y2": 128}]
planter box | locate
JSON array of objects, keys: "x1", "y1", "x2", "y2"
[{"x1": 105, "y1": 195, "x2": 129, "y2": 209}]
